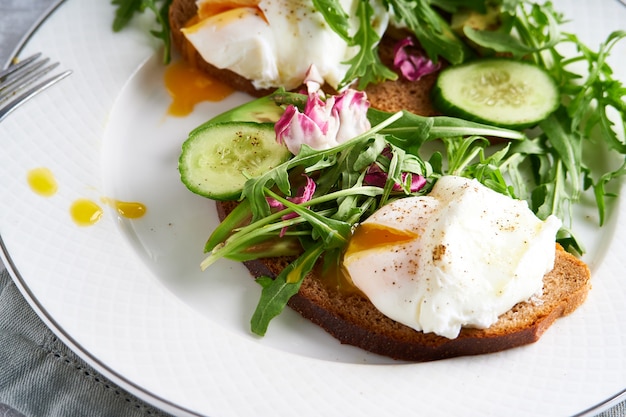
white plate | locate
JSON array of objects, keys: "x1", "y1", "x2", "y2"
[{"x1": 1, "y1": 1, "x2": 625, "y2": 416}]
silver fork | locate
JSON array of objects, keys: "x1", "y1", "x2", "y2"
[{"x1": 0, "y1": 53, "x2": 72, "y2": 123}]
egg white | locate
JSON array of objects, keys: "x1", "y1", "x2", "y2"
[
  {"x1": 343, "y1": 176, "x2": 562, "y2": 339},
  {"x1": 183, "y1": 0, "x2": 389, "y2": 90}
]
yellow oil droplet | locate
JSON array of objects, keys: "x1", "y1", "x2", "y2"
[
  {"x1": 27, "y1": 167, "x2": 58, "y2": 197},
  {"x1": 101, "y1": 198, "x2": 147, "y2": 219},
  {"x1": 164, "y1": 59, "x2": 234, "y2": 117},
  {"x1": 70, "y1": 199, "x2": 103, "y2": 227}
]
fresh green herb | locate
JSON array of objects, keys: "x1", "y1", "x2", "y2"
[
  {"x1": 111, "y1": 0, "x2": 173, "y2": 63},
  {"x1": 251, "y1": 242, "x2": 326, "y2": 336},
  {"x1": 430, "y1": 0, "x2": 490, "y2": 14},
  {"x1": 111, "y1": 0, "x2": 143, "y2": 31},
  {"x1": 338, "y1": 1, "x2": 398, "y2": 89},
  {"x1": 312, "y1": 0, "x2": 351, "y2": 41}
]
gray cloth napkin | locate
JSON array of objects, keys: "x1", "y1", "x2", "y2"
[{"x1": 0, "y1": 269, "x2": 174, "y2": 417}]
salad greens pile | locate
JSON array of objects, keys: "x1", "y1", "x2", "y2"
[
  {"x1": 312, "y1": 0, "x2": 626, "y2": 253},
  {"x1": 200, "y1": 99, "x2": 526, "y2": 334},
  {"x1": 111, "y1": 0, "x2": 626, "y2": 334}
]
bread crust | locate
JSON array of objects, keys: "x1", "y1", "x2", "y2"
[{"x1": 217, "y1": 201, "x2": 591, "y2": 362}]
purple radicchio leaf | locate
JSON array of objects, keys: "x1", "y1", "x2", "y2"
[{"x1": 393, "y1": 36, "x2": 441, "y2": 82}]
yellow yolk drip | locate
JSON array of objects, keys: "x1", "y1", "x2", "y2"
[
  {"x1": 25, "y1": 167, "x2": 146, "y2": 226},
  {"x1": 70, "y1": 199, "x2": 103, "y2": 227},
  {"x1": 164, "y1": 60, "x2": 234, "y2": 116},
  {"x1": 322, "y1": 224, "x2": 419, "y2": 296},
  {"x1": 101, "y1": 198, "x2": 147, "y2": 219},
  {"x1": 27, "y1": 167, "x2": 58, "y2": 197}
]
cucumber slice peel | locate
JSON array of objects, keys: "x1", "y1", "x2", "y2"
[
  {"x1": 179, "y1": 122, "x2": 291, "y2": 200},
  {"x1": 433, "y1": 58, "x2": 559, "y2": 129}
]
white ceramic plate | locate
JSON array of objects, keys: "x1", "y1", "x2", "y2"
[{"x1": 1, "y1": 1, "x2": 625, "y2": 416}]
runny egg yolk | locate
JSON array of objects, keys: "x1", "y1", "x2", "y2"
[
  {"x1": 197, "y1": 0, "x2": 261, "y2": 20},
  {"x1": 188, "y1": 0, "x2": 267, "y2": 32},
  {"x1": 326, "y1": 223, "x2": 418, "y2": 295},
  {"x1": 164, "y1": 60, "x2": 234, "y2": 116},
  {"x1": 344, "y1": 223, "x2": 418, "y2": 257},
  {"x1": 322, "y1": 223, "x2": 417, "y2": 294}
]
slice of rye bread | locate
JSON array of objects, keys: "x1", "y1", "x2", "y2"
[
  {"x1": 171, "y1": 1, "x2": 592, "y2": 361},
  {"x1": 168, "y1": 0, "x2": 440, "y2": 115},
  {"x1": 216, "y1": 200, "x2": 591, "y2": 362}
]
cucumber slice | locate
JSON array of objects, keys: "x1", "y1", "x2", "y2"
[
  {"x1": 179, "y1": 122, "x2": 291, "y2": 200},
  {"x1": 190, "y1": 95, "x2": 285, "y2": 136},
  {"x1": 433, "y1": 58, "x2": 559, "y2": 129}
]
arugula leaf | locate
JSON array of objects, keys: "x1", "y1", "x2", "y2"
[
  {"x1": 250, "y1": 242, "x2": 325, "y2": 336},
  {"x1": 463, "y1": 27, "x2": 540, "y2": 58},
  {"x1": 430, "y1": 0, "x2": 488, "y2": 14},
  {"x1": 562, "y1": 31, "x2": 626, "y2": 151},
  {"x1": 111, "y1": 0, "x2": 144, "y2": 31},
  {"x1": 594, "y1": 159, "x2": 626, "y2": 226},
  {"x1": 539, "y1": 110, "x2": 582, "y2": 201},
  {"x1": 111, "y1": 0, "x2": 173, "y2": 64},
  {"x1": 366, "y1": 108, "x2": 526, "y2": 156},
  {"x1": 312, "y1": 0, "x2": 351, "y2": 41},
  {"x1": 340, "y1": 1, "x2": 398, "y2": 89},
  {"x1": 264, "y1": 189, "x2": 352, "y2": 250},
  {"x1": 143, "y1": 0, "x2": 173, "y2": 64}
]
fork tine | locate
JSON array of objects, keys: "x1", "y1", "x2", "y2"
[
  {"x1": 0, "y1": 60, "x2": 58, "y2": 103},
  {"x1": 0, "y1": 53, "x2": 42, "y2": 81},
  {"x1": 0, "y1": 69, "x2": 72, "y2": 124}
]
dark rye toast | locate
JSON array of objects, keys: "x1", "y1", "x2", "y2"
[
  {"x1": 216, "y1": 201, "x2": 590, "y2": 362},
  {"x1": 171, "y1": 0, "x2": 592, "y2": 361}
]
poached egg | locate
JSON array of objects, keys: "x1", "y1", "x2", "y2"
[
  {"x1": 182, "y1": 0, "x2": 389, "y2": 90},
  {"x1": 343, "y1": 175, "x2": 562, "y2": 339}
]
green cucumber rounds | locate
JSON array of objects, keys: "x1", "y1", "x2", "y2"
[
  {"x1": 179, "y1": 122, "x2": 291, "y2": 200},
  {"x1": 433, "y1": 58, "x2": 559, "y2": 129}
]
